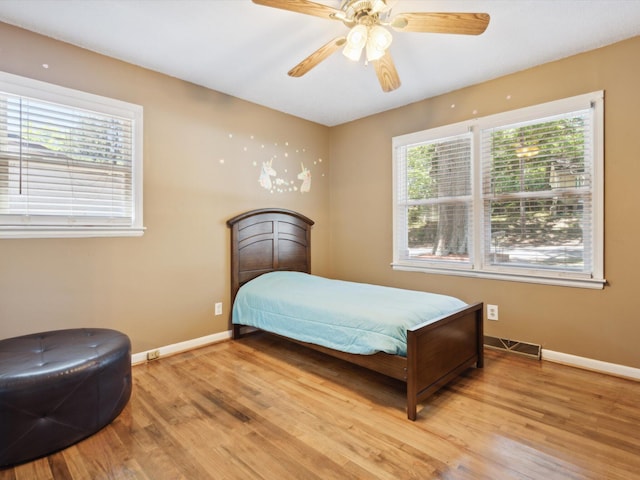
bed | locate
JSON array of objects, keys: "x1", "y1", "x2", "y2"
[{"x1": 227, "y1": 208, "x2": 483, "y2": 420}]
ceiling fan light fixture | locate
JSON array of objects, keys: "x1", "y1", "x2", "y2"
[
  {"x1": 370, "y1": 0, "x2": 397, "y2": 14},
  {"x1": 343, "y1": 24, "x2": 368, "y2": 61},
  {"x1": 370, "y1": 0, "x2": 387, "y2": 13},
  {"x1": 366, "y1": 25, "x2": 392, "y2": 61}
]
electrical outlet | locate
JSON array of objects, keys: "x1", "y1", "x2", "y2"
[
  {"x1": 147, "y1": 349, "x2": 160, "y2": 361},
  {"x1": 487, "y1": 304, "x2": 499, "y2": 321},
  {"x1": 215, "y1": 302, "x2": 223, "y2": 316}
]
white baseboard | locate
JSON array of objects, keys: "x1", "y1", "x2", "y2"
[
  {"x1": 131, "y1": 330, "x2": 232, "y2": 365},
  {"x1": 542, "y1": 349, "x2": 640, "y2": 381},
  {"x1": 130, "y1": 333, "x2": 640, "y2": 382}
]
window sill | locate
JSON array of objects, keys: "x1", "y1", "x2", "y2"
[
  {"x1": 391, "y1": 262, "x2": 606, "y2": 290},
  {"x1": 0, "y1": 227, "x2": 146, "y2": 239}
]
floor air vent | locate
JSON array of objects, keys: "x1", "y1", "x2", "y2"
[{"x1": 484, "y1": 336, "x2": 541, "y2": 360}]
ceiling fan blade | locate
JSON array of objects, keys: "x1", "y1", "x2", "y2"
[
  {"x1": 252, "y1": 0, "x2": 342, "y2": 20},
  {"x1": 390, "y1": 12, "x2": 490, "y2": 35},
  {"x1": 288, "y1": 37, "x2": 347, "y2": 77},
  {"x1": 372, "y1": 51, "x2": 401, "y2": 93}
]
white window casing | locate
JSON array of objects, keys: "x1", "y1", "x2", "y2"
[
  {"x1": 392, "y1": 91, "x2": 605, "y2": 289},
  {"x1": 0, "y1": 71, "x2": 144, "y2": 238}
]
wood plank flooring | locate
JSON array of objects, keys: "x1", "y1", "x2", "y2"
[{"x1": 2, "y1": 333, "x2": 639, "y2": 479}]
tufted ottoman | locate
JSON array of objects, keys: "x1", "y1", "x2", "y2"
[{"x1": 0, "y1": 328, "x2": 132, "y2": 467}]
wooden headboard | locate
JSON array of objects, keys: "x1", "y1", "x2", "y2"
[{"x1": 227, "y1": 208, "x2": 314, "y2": 308}]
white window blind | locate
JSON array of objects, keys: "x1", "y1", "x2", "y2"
[
  {"x1": 0, "y1": 71, "x2": 143, "y2": 238},
  {"x1": 481, "y1": 109, "x2": 594, "y2": 274},
  {"x1": 394, "y1": 129, "x2": 473, "y2": 267}
]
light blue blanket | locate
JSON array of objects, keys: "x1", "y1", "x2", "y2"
[{"x1": 232, "y1": 271, "x2": 466, "y2": 357}]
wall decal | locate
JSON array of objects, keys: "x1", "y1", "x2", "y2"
[
  {"x1": 298, "y1": 163, "x2": 311, "y2": 193},
  {"x1": 259, "y1": 159, "x2": 276, "y2": 190},
  {"x1": 221, "y1": 132, "x2": 324, "y2": 195}
]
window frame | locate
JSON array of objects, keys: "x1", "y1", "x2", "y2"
[
  {"x1": 392, "y1": 91, "x2": 604, "y2": 289},
  {"x1": 0, "y1": 71, "x2": 144, "y2": 239}
]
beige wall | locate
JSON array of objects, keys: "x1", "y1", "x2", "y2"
[
  {"x1": 2, "y1": 21, "x2": 639, "y2": 370},
  {"x1": 0, "y1": 23, "x2": 331, "y2": 353},
  {"x1": 329, "y1": 36, "x2": 640, "y2": 368}
]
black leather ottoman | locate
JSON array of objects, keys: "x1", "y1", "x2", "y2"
[{"x1": 0, "y1": 328, "x2": 132, "y2": 467}]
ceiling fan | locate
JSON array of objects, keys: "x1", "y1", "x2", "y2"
[{"x1": 252, "y1": 0, "x2": 490, "y2": 92}]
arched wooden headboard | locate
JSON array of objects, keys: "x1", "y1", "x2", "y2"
[{"x1": 227, "y1": 208, "x2": 314, "y2": 322}]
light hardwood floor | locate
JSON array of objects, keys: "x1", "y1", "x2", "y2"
[{"x1": 2, "y1": 334, "x2": 639, "y2": 479}]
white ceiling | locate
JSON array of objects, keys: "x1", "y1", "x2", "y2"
[{"x1": 1, "y1": 0, "x2": 640, "y2": 126}]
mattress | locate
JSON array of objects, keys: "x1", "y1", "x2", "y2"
[{"x1": 232, "y1": 271, "x2": 466, "y2": 356}]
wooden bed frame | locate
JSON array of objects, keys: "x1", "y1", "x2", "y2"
[{"x1": 227, "y1": 208, "x2": 484, "y2": 420}]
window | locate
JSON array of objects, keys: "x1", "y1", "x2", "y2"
[
  {"x1": 0, "y1": 71, "x2": 144, "y2": 238},
  {"x1": 393, "y1": 92, "x2": 604, "y2": 289}
]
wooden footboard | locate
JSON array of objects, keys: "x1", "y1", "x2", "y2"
[
  {"x1": 406, "y1": 302, "x2": 484, "y2": 420},
  {"x1": 236, "y1": 301, "x2": 484, "y2": 421}
]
